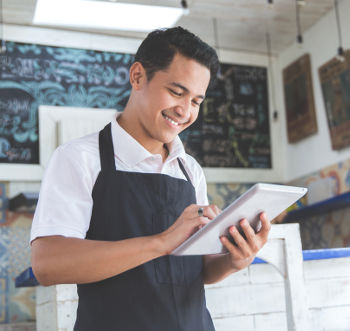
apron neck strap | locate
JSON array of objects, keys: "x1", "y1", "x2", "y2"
[{"x1": 99, "y1": 123, "x2": 116, "y2": 173}]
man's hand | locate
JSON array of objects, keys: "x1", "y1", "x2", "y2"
[
  {"x1": 203, "y1": 211, "x2": 271, "y2": 284},
  {"x1": 158, "y1": 204, "x2": 221, "y2": 255},
  {"x1": 220, "y1": 212, "x2": 271, "y2": 272}
]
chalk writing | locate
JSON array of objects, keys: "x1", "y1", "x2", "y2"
[
  {"x1": 182, "y1": 63, "x2": 271, "y2": 168},
  {"x1": 0, "y1": 41, "x2": 134, "y2": 164}
]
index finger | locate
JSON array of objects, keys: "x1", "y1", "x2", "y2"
[
  {"x1": 258, "y1": 212, "x2": 271, "y2": 237},
  {"x1": 203, "y1": 204, "x2": 221, "y2": 220}
]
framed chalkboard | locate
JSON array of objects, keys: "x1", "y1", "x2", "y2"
[
  {"x1": 1, "y1": 40, "x2": 273, "y2": 182},
  {"x1": 0, "y1": 41, "x2": 133, "y2": 165},
  {"x1": 182, "y1": 63, "x2": 271, "y2": 169},
  {"x1": 283, "y1": 54, "x2": 318, "y2": 143},
  {"x1": 319, "y1": 50, "x2": 350, "y2": 150}
]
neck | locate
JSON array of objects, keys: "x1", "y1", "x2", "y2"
[{"x1": 117, "y1": 109, "x2": 167, "y2": 159}]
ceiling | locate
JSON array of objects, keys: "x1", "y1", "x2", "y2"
[{"x1": 2, "y1": 0, "x2": 337, "y2": 55}]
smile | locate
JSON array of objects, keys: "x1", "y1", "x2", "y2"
[{"x1": 163, "y1": 113, "x2": 179, "y2": 126}]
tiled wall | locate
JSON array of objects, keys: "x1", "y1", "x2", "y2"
[
  {"x1": 0, "y1": 183, "x2": 35, "y2": 324},
  {"x1": 206, "y1": 158, "x2": 350, "y2": 250},
  {"x1": 287, "y1": 158, "x2": 350, "y2": 250},
  {"x1": 288, "y1": 158, "x2": 350, "y2": 196},
  {"x1": 207, "y1": 183, "x2": 252, "y2": 210}
]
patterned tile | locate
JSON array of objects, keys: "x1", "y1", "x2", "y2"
[
  {"x1": 0, "y1": 277, "x2": 9, "y2": 323},
  {"x1": 0, "y1": 228, "x2": 9, "y2": 277},
  {"x1": 0, "y1": 182, "x2": 35, "y2": 325},
  {"x1": 0, "y1": 183, "x2": 7, "y2": 225},
  {"x1": 288, "y1": 157, "x2": 350, "y2": 249},
  {"x1": 8, "y1": 279, "x2": 36, "y2": 323},
  {"x1": 207, "y1": 183, "x2": 252, "y2": 209},
  {"x1": 8, "y1": 227, "x2": 31, "y2": 279}
]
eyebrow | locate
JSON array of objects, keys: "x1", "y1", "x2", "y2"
[{"x1": 169, "y1": 82, "x2": 205, "y2": 100}]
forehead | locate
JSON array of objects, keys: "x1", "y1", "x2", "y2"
[{"x1": 155, "y1": 53, "x2": 211, "y2": 93}]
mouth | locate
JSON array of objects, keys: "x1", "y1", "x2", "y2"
[{"x1": 162, "y1": 112, "x2": 181, "y2": 127}]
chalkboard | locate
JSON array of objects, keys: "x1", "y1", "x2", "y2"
[
  {"x1": 0, "y1": 41, "x2": 133, "y2": 164},
  {"x1": 0, "y1": 41, "x2": 271, "y2": 169},
  {"x1": 181, "y1": 63, "x2": 271, "y2": 168}
]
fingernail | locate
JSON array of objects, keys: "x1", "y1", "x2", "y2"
[
  {"x1": 240, "y1": 219, "x2": 247, "y2": 225},
  {"x1": 230, "y1": 226, "x2": 236, "y2": 233}
]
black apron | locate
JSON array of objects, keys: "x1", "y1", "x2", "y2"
[{"x1": 74, "y1": 123, "x2": 215, "y2": 331}]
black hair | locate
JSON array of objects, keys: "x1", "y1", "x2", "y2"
[{"x1": 134, "y1": 26, "x2": 219, "y2": 85}]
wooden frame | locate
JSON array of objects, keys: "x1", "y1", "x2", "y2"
[
  {"x1": 0, "y1": 106, "x2": 116, "y2": 181},
  {"x1": 318, "y1": 50, "x2": 350, "y2": 150},
  {"x1": 283, "y1": 54, "x2": 318, "y2": 143}
]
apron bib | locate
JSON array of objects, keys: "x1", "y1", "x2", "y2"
[{"x1": 74, "y1": 123, "x2": 215, "y2": 331}]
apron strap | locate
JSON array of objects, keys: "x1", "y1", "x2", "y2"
[
  {"x1": 98, "y1": 123, "x2": 116, "y2": 173},
  {"x1": 99, "y1": 122, "x2": 194, "y2": 185},
  {"x1": 177, "y1": 158, "x2": 192, "y2": 184}
]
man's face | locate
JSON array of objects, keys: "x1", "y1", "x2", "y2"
[{"x1": 135, "y1": 52, "x2": 211, "y2": 145}]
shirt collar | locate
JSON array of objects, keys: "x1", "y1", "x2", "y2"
[{"x1": 111, "y1": 112, "x2": 187, "y2": 167}]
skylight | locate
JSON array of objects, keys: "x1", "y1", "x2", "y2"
[{"x1": 33, "y1": 0, "x2": 185, "y2": 32}]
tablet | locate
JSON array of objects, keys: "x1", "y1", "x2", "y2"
[{"x1": 171, "y1": 183, "x2": 307, "y2": 256}]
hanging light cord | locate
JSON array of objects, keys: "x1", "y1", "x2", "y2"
[
  {"x1": 213, "y1": 17, "x2": 221, "y2": 59},
  {"x1": 266, "y1": 32, "x2": 277, "y2": 117},
  {"x1": 334, "y1": 0, "x2": 343, "y2": 53},
  {"x1": 295, "y1": 0, "x2": 303, "y2": 43},
  {"x1": 0, "y1": 0, "x2": 4, "y2": 52},
  {"x1": 0, "y1": 0, "x2": 3, "y2": 44}
]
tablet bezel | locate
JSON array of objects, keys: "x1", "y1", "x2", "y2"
[{"x1": 171, "y1": 183, "x2": 307, "y2": 256}]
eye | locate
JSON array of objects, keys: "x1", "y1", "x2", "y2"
[
  {"x1": 169, "y1": 88, "x2": 182, "y2": 97},
  {"x1": 192, "y1": 99, "x2": 201, "y2": 106}
]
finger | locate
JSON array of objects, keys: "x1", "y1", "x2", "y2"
[
  {"x1": 191, "y1": 215, "x2": 210, "y2": 227},
  {"x1": 220, "y1": 235, "x2": 241, "y2": 258},
  {"x1": 258, "y1": 212, "x2": 271, "y2": 237},
  {"x1": 207, "y1": 204, "x2": 221, "y2": 217},
  {"x1": 187, "y1": 205, "x2": 205, "y2": 219},
  {"x1": 239, "y1": 219, "x2": 257, "y2": 246},
  {"x1": 202, "y1": 205, "x2": 217, "y2": 220},
  {"x1": 199, "y1": 216, "x2": 211, "y2": 226},
  {"x1": 212, "y1": 204, "x2": 222, "y2": 215},
  {"x1": 229, "y1": 226, "x2": 251, "y2": 255},
  {"x1": 194, "y1": 205, "x2": 218, "y2": 220}
]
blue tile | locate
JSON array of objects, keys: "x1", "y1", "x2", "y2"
[
  {"x1": 0, "y1": 183, "x2": 7, "y2": 224},
  {"x1": 0, "y1": 228, "x2": 9, "y2": 277}
]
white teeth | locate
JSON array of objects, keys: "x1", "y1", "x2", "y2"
[{"x1": 163, "y1": 114, "x2": 179, "y2": 126}]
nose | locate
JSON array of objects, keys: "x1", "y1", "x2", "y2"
[{"x1": 174, "y1": 97, "x2": 191, "y2": 120}]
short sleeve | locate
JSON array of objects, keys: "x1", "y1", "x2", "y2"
[{"x1": 30, "y1": 145, "x2": 95, "y2": 244}]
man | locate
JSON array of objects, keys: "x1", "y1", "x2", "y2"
[{"x1": 31, "y1": 27, "x2": 270, "y2": 330}]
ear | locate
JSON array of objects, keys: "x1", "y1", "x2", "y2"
[{"x1": 129, "y1": 62, "x2": 147, "y2": 90}]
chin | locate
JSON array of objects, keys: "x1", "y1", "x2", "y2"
[{"x1": 160, "y1": 133, "x2": 178, "y2": 144}]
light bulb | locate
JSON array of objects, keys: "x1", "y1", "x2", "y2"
[{"x1": 336, "y1": 47, "x2": 345, "y2": 62}]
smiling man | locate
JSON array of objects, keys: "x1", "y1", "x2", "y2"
[{"x1": 30, "y1": 27, "x2": 271, "y2": 331}]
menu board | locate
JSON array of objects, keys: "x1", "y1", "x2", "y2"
[
  {"x1": 0, "y1": 41, "x2": 271, "y2": 169},
  {"x1": 0, "y1": 41, "x2": 133, "y2": 164},
  {"x1": 181, "y1": 63, "x2": 271, "y2": 168},
  {"x1": 319, "y1": 50, "x2": 350, "y2": 150}
]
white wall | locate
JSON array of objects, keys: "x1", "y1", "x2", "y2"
[
  {"x1": 277, "y1": 0, "x2": 350, "y2": 182},
  {"x1": 35, "y1": 256, "x2": 350, "y2": 331},
  {"x1": 4, "y1": 24, "x2": 285, "y2": 184}
]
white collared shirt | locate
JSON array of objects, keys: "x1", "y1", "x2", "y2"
[{"x1": 30, "y1": 113, "x2": 209, "y2": 244}]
